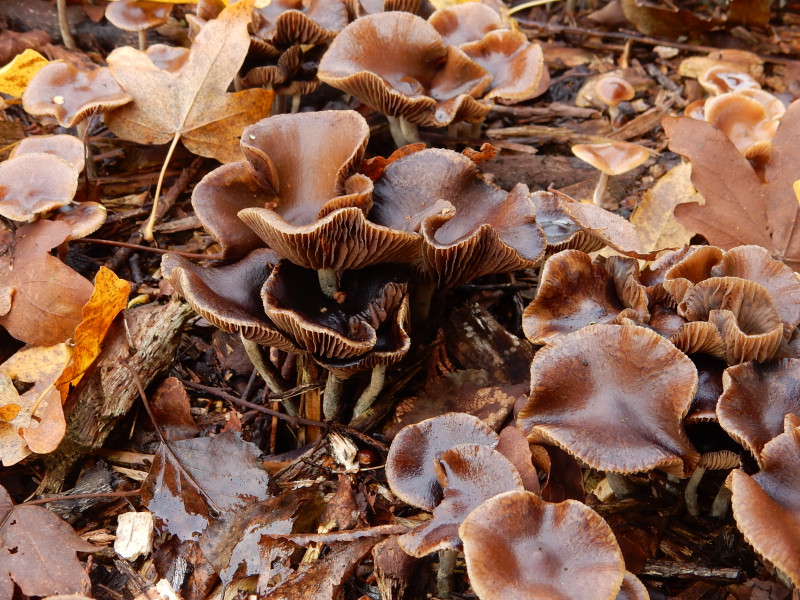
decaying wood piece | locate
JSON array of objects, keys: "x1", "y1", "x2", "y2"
[{"x1": 39, "y1": 298, "x2": 193, "y2": 493}]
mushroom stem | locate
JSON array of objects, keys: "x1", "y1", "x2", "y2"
[
  {"x1": 709, "y1": 481, "x2": 732, "y2": 519},
  {"x1": 138, "y1": 30, "x2": 147, "y2": 52},
  {"x1": 592, "y1": 171, "x2": 610, "y2": 206},
  {"x1": 291, "y1": 94, "x2": 302, "y2": 114},
  {"x1": 605, "y1": 472, "x2": 637, "y2": 499},
  {"x1": 351, "y1": 364, "x2": 386, "y2": 420},
  {"x1": 144, "y1": 131, "x2": 182, "y2": 241},
  {"x1": 387, "y1": 116, "x2": 421, "y2": 148},
  {"x1": 75, "y1": 119, "x2": 96, "y2": 181},
  {"x1": 56, "y1": 0, "x2": 77, "y2": 49},
  {"x1": 318, "y1": 269, "x2": 339, "y2": 299},
  {"x1": 436, "y1": 548, "x2": 458, "y2": 599},
  {"x1": 240, "y1": 336, "x2": 297, "y2": 415},
  {"x1": 684, "y1": 466, "x2": 706, "y2": 517},
  {"x1": 323, "y1": 372, "x2": 344, "y2": 420},
  {"x1": 412, "y1": 280, "x2": 437, "y2": 325}
]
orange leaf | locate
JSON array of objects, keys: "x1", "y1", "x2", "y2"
[{"x1": 56, "y1": 266, "x2": 130, "y2": 401}]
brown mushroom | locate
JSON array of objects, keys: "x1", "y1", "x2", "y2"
[
  {"x1": 571, "y1": 142, "x2": 650, "y2": 207},
  {"x1": 533, "y1": 191, "x2": 605, "y2": 256},
  {"x1": 105, "y1": 0, "x2": 172, "y2": 51},
  {"x1": 459, "y1": 490, "x2": 626, "y2": 600},
  {"x1": 703, "y1": 93, "x2": 778, "y2": 162},
  {"x1": 251, "y1": 0, "x2": 347, "y2": 50},
  {"x1": 0, "y1": 153, "x2": 78, "y2": 221},
  {"x1": 595, "y1": 75, "x2": 635, "y2": 127},
  {"x1": 698, "y1": 65, "x2": 760, "y2": 96},
  {"x1": 385, "y1": 412, "x2": 498, "y2": 511},
  {"x1": 518, "y1": 324, "x2": 699, "y2": 477},
  {"x1": 10, "y1": 134, "x2": 85, "y2": 173},
  {"x1": 427, "y1": 3, "x2": 504, "y2": 47},
  {"x1": 51, "y1": 202, "x2": 107, "y2": 241}
]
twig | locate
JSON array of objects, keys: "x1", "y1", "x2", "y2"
[
  {"x1": 640, "y1": 560, "x2": 742, "y2": 582},
  {"x1": 25, "y1": 489, "x2": 141, "y2": 507},
  {"x1": 78, "y1": 238, "x2": 224, "y2": 260},
  {"x1": 120, "y1": 360, "x2": 222, "y2": 516}
]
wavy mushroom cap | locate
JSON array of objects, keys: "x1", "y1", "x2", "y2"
[
  {"x1": 685, "y1": 356, "x2": 725, "y2": 423},
  {"x1": 519, "y1": 324, "x2": 699, "y2": 476},
  {"x1": 11, "y1": 134, "x2": 85, "y2": 173},
  {"x1": 262, "y1": 260, "x2": 407, "y2": 360},
  {"x1": 698, "y1": 65, "x2": 760, "y2": 96},
  {"x1": 251, "y1": 0, "x2": 347, "y2": 48},
  {"x1": 51, "y1": 202, "x2": 107, "y2": 241},
  {"x1": 22, "y1": 62, "x2": 132, "y2": 128},
  {"x1": 729, "y1": 423, "x2": 800, "y2": 587},
  {"x1": 346, "y1": 0, "x2": 428, "y2": 19},
  {"x1": 318, "y1": 12, "x2": 493, "y2": 126},
  {"x1": 386, "y1": 412, "x2": 498, "y2": 511},
  {"x1": 428, "y1": 3, "x2": 504, "y2": 46},
  {"x1": 397, "y1": 443, "x2": 523, "y2": 557},
  {"x1": 572, "y1": 142, "x2": 649, "y2": 176},
  {"x1": 0, "y1": 153, "x2": 78, "y2": 221},
  {"x1": 704, "y1": 93, "x2": 778, "y2": 157},
  {"x1": 532, "y1": 191, "x2": 604, "y2": 255},
  {"x1": 595, "y1": 75, "x2": 635, "y2": 107},
  {"x1": 662, "y1": 245, "x2": 724, "y2": 304},
  {"x1": 522, "y1": 251, "x2": 648, "y2": 345},
  {"x1": 678, "y1": 277, "x2": 784, "y2": 364},
  {"x1": 668, "y1": 321, "x2": 725, "y2": 360},
  {"x1": 105, "y1": 0, "x2": 171, "y2": 32},
  {"x1": 459, "y1": 490, "x2": 626, "y2": 600},
  {"x1": 461, "y1": 30, "x2": 547, "y2": 104},
  {"x1": 717, "y1": 359, "x2": 800, "y2": 465}
]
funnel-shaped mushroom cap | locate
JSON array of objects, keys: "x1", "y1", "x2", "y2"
[
  {"x1": 459, "y1": 490, "x2": 626, "y2": 600},
  {"x1": 717, "y1": 359, "x2": 800, "y2": 465},
  {"x1": 679, "y1": 277, "x2": 783, "y2": 364},
  {"x1": 251, "y1": 0, "x2": 347, "y2": 48},
  {"x1": 572, "y1": 142, "x2": 649, "y2": 176},
  {"x1": 729, "y1": 424, "x2": 800, "y2": 587},
  {"x1": 698, "y1": 65, "x2": 760, "y2": 95},
  {"x1": 461, "y1": 30, "x2": 547, "y2": 104},
  {"x1": 519, "y1": 324, "x2": 699, "y2": 476},
  {"x1": 397, "y1": 444, "x2": 523, "y2": 557},
  {"x1": 22, "y1": 63, "x2": 132, "y2": 128},
  {"x1": 386, "y1": 412, "x2": 498, "y2": 511},
  {"x1": 533, "y1": 191, "x2": 605, "y2": 255},
  {"x1": 0, "y1": 153, "x2": 78, "y2": 221},
  {"x1": 163, "y1": 249, "x2": 299, "y2": 350},
  {"x1": 11, "y1": 134, "x2": 85, "y2": 173},
  {"x1": 522, "y1": 251, "x2": 648, "y2": 345},
  {"x1": 105, "y1": 0, "x2": 172, "y2": 32},
  {"x1": 616, "y1": 572, "x2": 649, "y2": 600},
  {"x1": 595, "y1": 75, "x2": 635, "y2": 107},
  {"x1": 710, "y1": 245, "x2": 800, "y2": 338},
  {"x1": 662, "y1": 245, "x2": 724, "y2": 304},
  {"x1": 428, "y1": 3, "x2": 503, "y2": 46},
  {"x1": 703, "y1": 93, "x2": 777, "y2": 156},
  {"x1": 668, "y1": 321, "x2": 725, "y2": 359},
  {"x1": 262, "y1": 260, "x2": 407, "y2": 360},
  {"x1": 737, "y1": 88, "x2": 786, "y2": 120},
  {"x1": 318, "y1": 12, "x2": 493, "y2": 127}
]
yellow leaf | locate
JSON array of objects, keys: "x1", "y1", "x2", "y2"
[
  {"x1": 56, "y1": 266, "x2": 131, "y2": 400},
  {"x1": 0, "y1": 404, "x2": 20, "y2": 422},
  {"x1": 0, "y1": 49, "x2": 49, "y2": 98},
  {"x1": 793, "y1": 179, "x2": 800, "y2": 207}
]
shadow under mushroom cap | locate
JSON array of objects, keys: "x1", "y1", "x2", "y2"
[{"x1": 518, "y1": 324, "x2": 699, "y2": 477}]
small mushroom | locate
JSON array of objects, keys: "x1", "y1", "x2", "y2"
[
  {"x1": 698, "y1": 65, "x2": 760, "y2": 96},
  {"x1": 571, "y1": 142, "x2": 649, "y2": 207},
  {"x1": 105, "y1": 0, "x2": 172, "y2": 51},
  {"x1": 428, "y1": 3, "x2": 504, "y2": 47},
  {"x1": 595, "y1": 75, "x2": 635, "y2": 127},
  {"x1": 459, "y1": 490, "x2": 626, "y2": 600},
  {"x1": 0, "y1": 153, "x2": 78, "y2": 221},
  {"x1": 10, "y1": 134, "x2": 85, "y2": 173}
]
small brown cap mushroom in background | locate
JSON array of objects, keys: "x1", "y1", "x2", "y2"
[
  {"x1": 105, "y1": 0, "x2": 172, "y2": 50},
  {"x1": 594, "y1": 75, "x2": 634, "y2": 126},
  {"x1": 571, "y1": 142, "x2": 649, "y2": 207}
]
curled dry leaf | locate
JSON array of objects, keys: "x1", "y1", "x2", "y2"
[
  {"x1": 0, "y1": 484, "x2": 96, "y2": 597},
  {"x1": 106, "y1": 0, "x2": 274, "y2": 164},
  {"x1": 0, "y1": 221, "x2": 93, "y2": 346}
]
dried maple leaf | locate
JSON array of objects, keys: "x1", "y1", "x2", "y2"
[
  {"x1": 0, "y1": 484, "x2": 96, "y2": 596},
  {"x1": 0, "y1": 221, "x2": 94, "y2": 346},
  {"x1": 663, "y1": 99, "x2": 800, "y2": 271}
]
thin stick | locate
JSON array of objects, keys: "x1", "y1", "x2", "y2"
[
  {"x1": 120, "y1": 360, "x2": 222, "y2": 516},
  {"x1": 138, "y1": 30, "x2": 147, "y2": 52},
  {"x1": 25, "y1": 489, "x2": 141, "y2": 507},
  {"x1": 144, "y1": 131, "x2": 182, "y2": 241},
  {"x1": 77, "y1": 238, "x2": 224, "y2": 260},
  {"x1": 507, "y1": 0, "x2": 562, "y2": 16},
  {"x1": 56, "y1": 0, "x2": 77, "y2": 49}
]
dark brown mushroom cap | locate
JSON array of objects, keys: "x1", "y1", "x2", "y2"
[
  {"x1": 397, "y1": 443, "x2": 523, "y2": 557},
  {"x1": 685, "y1": 356, "x2": 725, "y2": 423},
  {"x1": 251, "y1": 0, "x2": 347, "y2": 48},
  {"x1": 315, "y1": 295, "x2": 410, "y2": 378},
  {"x1": 522, "y1": 251, "x2": 647, "y2": 345},
  {"x1": 459, "y1": 490, "x2": 626, "y2": 600},
  {"x1": 427, "y1": 3, "x2": 503, "y2": 47},
  {"x1": 162, "y1": 249, "x2": 300, "y2": 349},
  {"x1": 717, "y1": 359, "x2": 800, "y2": 465},
  {"x1": 11, "y1": 134, "x2": 85, "y2": 172},
  {"x1": 678, "y1": 277, "x2": 783, "y2": 364},
  {"x1": 22, "y1": 63, "x2": 132, "y2": 128},
  {"x1": 105, "y1": 0, "x2": 172, "y2": 32},
  {"x1": 51, "y1": 202, "x2": 107, "y2": 241},
  {"x1": 710, "y1": 245, "x2": 800, "y2": 339},
  {"x1": 461, "y1": 30, "x2": 546, "y2": 104},
  {"x1": 386, "y1": 412, "x2": 498, "y2": 511},
  {"x1": 668, "y1": 321, "x2": 725, "y2": 359},
  {"x1": 729, "y1": 424, "x2": 800, "y2": 586},
  {"x1": 518, "y1": 324, "x2": 699, "y2": 476},
  {"x1": 318, "y1": 12, "x2": 493, "y2": 126},
  {"x1": 661, "y1": 245, "x2": 724, "y2": 304},
  {"x1": 262, "y1": 260, "x2": 407, "y2": 360},
  {"x1": 533, "y1": 191, "x2": 604, "y2": 255},
  {"x1": 0, "y1": 153, "x2": 78, "y2": 221}
]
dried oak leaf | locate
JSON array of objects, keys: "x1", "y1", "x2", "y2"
[
  {"x1": 0, "y1": 221, "x2": 93, "y2": 346},
  {"x1": 0, "y1": 484, "x2": 96, "y2": 597},
  {"x1": 106, "y1": 0, "x2": 274, "y2": 164},
  {"x1": 663, "y1": 99, "x2": 800, "y2": 271}
]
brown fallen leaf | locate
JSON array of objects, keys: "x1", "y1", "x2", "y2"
[
  {"x1": 105, "y1": 0, "x2": 274, "y2": 239},
  {"x1": 663, "y1": 99, "x2": 800, "y2": 270},
  {"x1": 0, "y1": 344, "x2": 71, "y2": 464},
  {"x1": 0, "y1": 221, "x2": 94, "y2": 346},
  {"x1": 56, "y1": 266, "x2": 131, "y2": 401},
  {"x1": 0, "y1": 484, "x2": 96, "y2": 597}
]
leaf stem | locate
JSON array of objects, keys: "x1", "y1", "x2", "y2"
[{"x1": 144, "y1": 131, "x2": 182, "y2": 242}]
